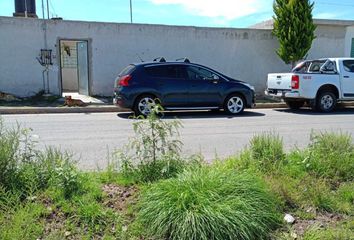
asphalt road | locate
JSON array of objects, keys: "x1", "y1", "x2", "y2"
[{"x1": 2, "y1": 107, "x2": 354, "y2": 170}]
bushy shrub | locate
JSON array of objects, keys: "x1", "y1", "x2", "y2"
[
  {"x1": 115, "y1": 106, "x2": 201, "y2": 183},
  {"x1": 306, "y1": 132, "x2": 354, "y2": 181},
  {"x1": 138, "y1": 167, "x2": 281, "y2": 240}
]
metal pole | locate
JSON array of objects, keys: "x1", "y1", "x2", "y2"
[
  {"x1": 46, "y1": 0, "x2": 50, "y2": 19},
  {"x1": 130, "y1": 0, "x2": 133, "y2": 23},
  {"x1": 41, "y1": 0, "x2": 45, "y2": 19}
]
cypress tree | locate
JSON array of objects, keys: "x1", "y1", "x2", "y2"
[{"x1": 273, "y1": 0, "x2": 316, "y2": 68}]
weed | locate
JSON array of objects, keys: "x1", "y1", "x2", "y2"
[
  {"x1": 0, "y1": 120, "x2": 22, "y2": 191},
  {"x1": 0, "y1": 117, "x2": 81, "y2": 199},
  {"x1": 226, "y1": 132, "x2": 287, "y2": 174},
  {"x1": 138, "y1": 167, "x2": 281, "y2": 240},
  {"x1": 334, "y1": 182, "x2": 354, "y2": 214},
  {"x1": 306, "y1": 131, "x2": 354, "y2": 181},
  {"x1": 115, "y1": 106, "x2": 201, "y2": 183},
  {"x1": 0, "y1": 202, "x2": 46, "y2": 240},
  {"x1": 303, "y1": 221, "x2": 354, "y2": 240}
]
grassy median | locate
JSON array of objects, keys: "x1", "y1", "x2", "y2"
[{"x1": 0, "y1": 114, "x2": 353, "y2": 239}]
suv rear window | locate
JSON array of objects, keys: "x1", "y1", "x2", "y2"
[
  {"x1": 119, "y1": 65, "x2": 135, "y2": 76},
  {"x1": 145, "y1": 65, "x2": 186, "y2": 78}
]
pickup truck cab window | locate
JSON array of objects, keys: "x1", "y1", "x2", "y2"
[
  {"x1": 343, "y1": 60, "x2": 354, "y2": 73},
  {"x1": 308, "y1": 60, "x2": 326, "y2": 72},
  {"x1": 320, "y1": 60, "x2": 337, "y2": 73}
]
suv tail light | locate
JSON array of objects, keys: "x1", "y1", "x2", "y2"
[
  {"x1": 118, "y1": 75, "x2": 132, "y2": 87},
  {"x1": 291, "y1": 75, "x2": 299, "y2": 89}
]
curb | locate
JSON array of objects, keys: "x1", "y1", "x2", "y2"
[
  {"x1": 0, "y1": 106, "x2": 123, "y2": 115},
  {"x1": 1, "y1": 102, "x2": 353, "y2": 114}
]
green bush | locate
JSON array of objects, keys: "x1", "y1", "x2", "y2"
[
  {"x1": 138, "y1": 167, "x2": 281, "y2": 240},
  {"x1": 306, "y1": 132, "x2": 354, "y2": 181}
]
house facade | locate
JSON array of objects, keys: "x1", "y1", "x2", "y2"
[{"x1": 0, "y1": 16, "x2": 354, "y2": 97}]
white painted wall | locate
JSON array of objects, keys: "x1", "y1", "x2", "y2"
[
  {"x1": 0, "y1": 17, "x2": 351, "y2": 97},
  {"x1": 345, "y1": 26, "x2": 354, "y2": 57}
]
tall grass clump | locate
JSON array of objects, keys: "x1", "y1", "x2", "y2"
[
  {"x1": 138, "y1": 167, "x2": 281, "y2": 240},
  {"x1": 115, "y1": 105, "x2": 201, "y2": 183},
  {"x1": 306, "y1": 131, "x2": 354, "y2": 181},
  {"x1": 0, "y1": 119, "x2": 22, "y2": 191},
  {"x1": 0, "y1": 118, "x2": 81, "y2": 199},
  {"x1": 248, "y1": 132, "x2": 285, "y2": 172}
]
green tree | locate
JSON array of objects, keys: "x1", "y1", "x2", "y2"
[{"x1": 273, "y1": 0, "x2": 316, "y2": 68}]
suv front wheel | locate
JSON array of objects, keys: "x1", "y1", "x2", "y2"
[
  {"x1": 224, "y1": 94, "x2": 245, "y2": 115},
  {"x1": 133, "y1": 94, "x2": 156, "y2": 116}
]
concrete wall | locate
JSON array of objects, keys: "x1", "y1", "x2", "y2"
[
  {"x1": 345, "y1": 26, "x2": 354, "y2": 57},
  {"x1": 308, "y1": 25, "x2": 347, "y2": 58},
  {"x1": 0, "y1": 16, "x2": 351, "y2": 97}
]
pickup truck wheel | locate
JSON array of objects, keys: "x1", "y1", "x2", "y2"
[
  {"x1": 316, "y1": 91, "x2": 337, "y2": 112},
  {"x1": 224, "y1": 94, "x2": 245, "y2": 115},
  {"x1": 285, "y1": 100, "x2": 304, "y2": 110}
]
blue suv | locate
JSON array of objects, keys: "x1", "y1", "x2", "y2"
[{"x1": 113, "y1": 58, "x2": 255, "y2": 116}]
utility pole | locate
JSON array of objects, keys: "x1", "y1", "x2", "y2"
[
  {"x1": 130, "y1": 0, "x2": 133, "y2": 23},
  {"x1": 46, "y1": 0, "x2": 49, "y2": 19},
  {"x1": 41, "y1": 0, "x2": 45, "y2": 19}
]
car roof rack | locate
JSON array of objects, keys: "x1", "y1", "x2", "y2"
[
  {"x1": 153, "y1": 57, "x2": 166, "y2": 62},
  {"x1": 176, "y1": 57, "x2": 190, "y2": 63}
]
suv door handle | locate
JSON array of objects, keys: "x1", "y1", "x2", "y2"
[{"x1": 343, "y1": 76, "x2": 350, "y2": 78}]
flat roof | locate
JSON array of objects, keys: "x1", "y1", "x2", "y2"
[{"x1": 250, "y1": 19, "x2": 354, "y2": 29}]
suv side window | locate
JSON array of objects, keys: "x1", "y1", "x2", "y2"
[
  {"x1": 343, "y1": 60, "x2": 354, "y2": 73},
  {"x1": 187, "y1": 66, "x2": 219, "y2": 80},
  {"x1": 145, "y1": 65, "x2": 186, "y2": 78}
]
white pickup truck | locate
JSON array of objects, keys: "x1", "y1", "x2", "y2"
[{"x1": 265, "y1": 58, "x2": 354, "y2": 112}]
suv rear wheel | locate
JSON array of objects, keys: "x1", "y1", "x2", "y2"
[
  {"x1": 133, "y1": 94, "x2": 156, "y2": 116},
  {"x1": 224, "y1": 94, "x2": 245, "y2": 115},
  {"x1": 316, "y1": 91, "x2": 337, "y2": 112}
]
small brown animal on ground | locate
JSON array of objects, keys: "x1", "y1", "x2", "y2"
[{"x1": 64, "y1": 96, "x2": 87, "y2": 107}]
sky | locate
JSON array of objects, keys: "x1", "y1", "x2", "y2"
[{"x1": 1, "y1": 0, "x2": 354, "y2": 28}]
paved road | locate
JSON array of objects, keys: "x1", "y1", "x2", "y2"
[{"x1": 2, "y1": 108, "x2": 354, "y2": 170}]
